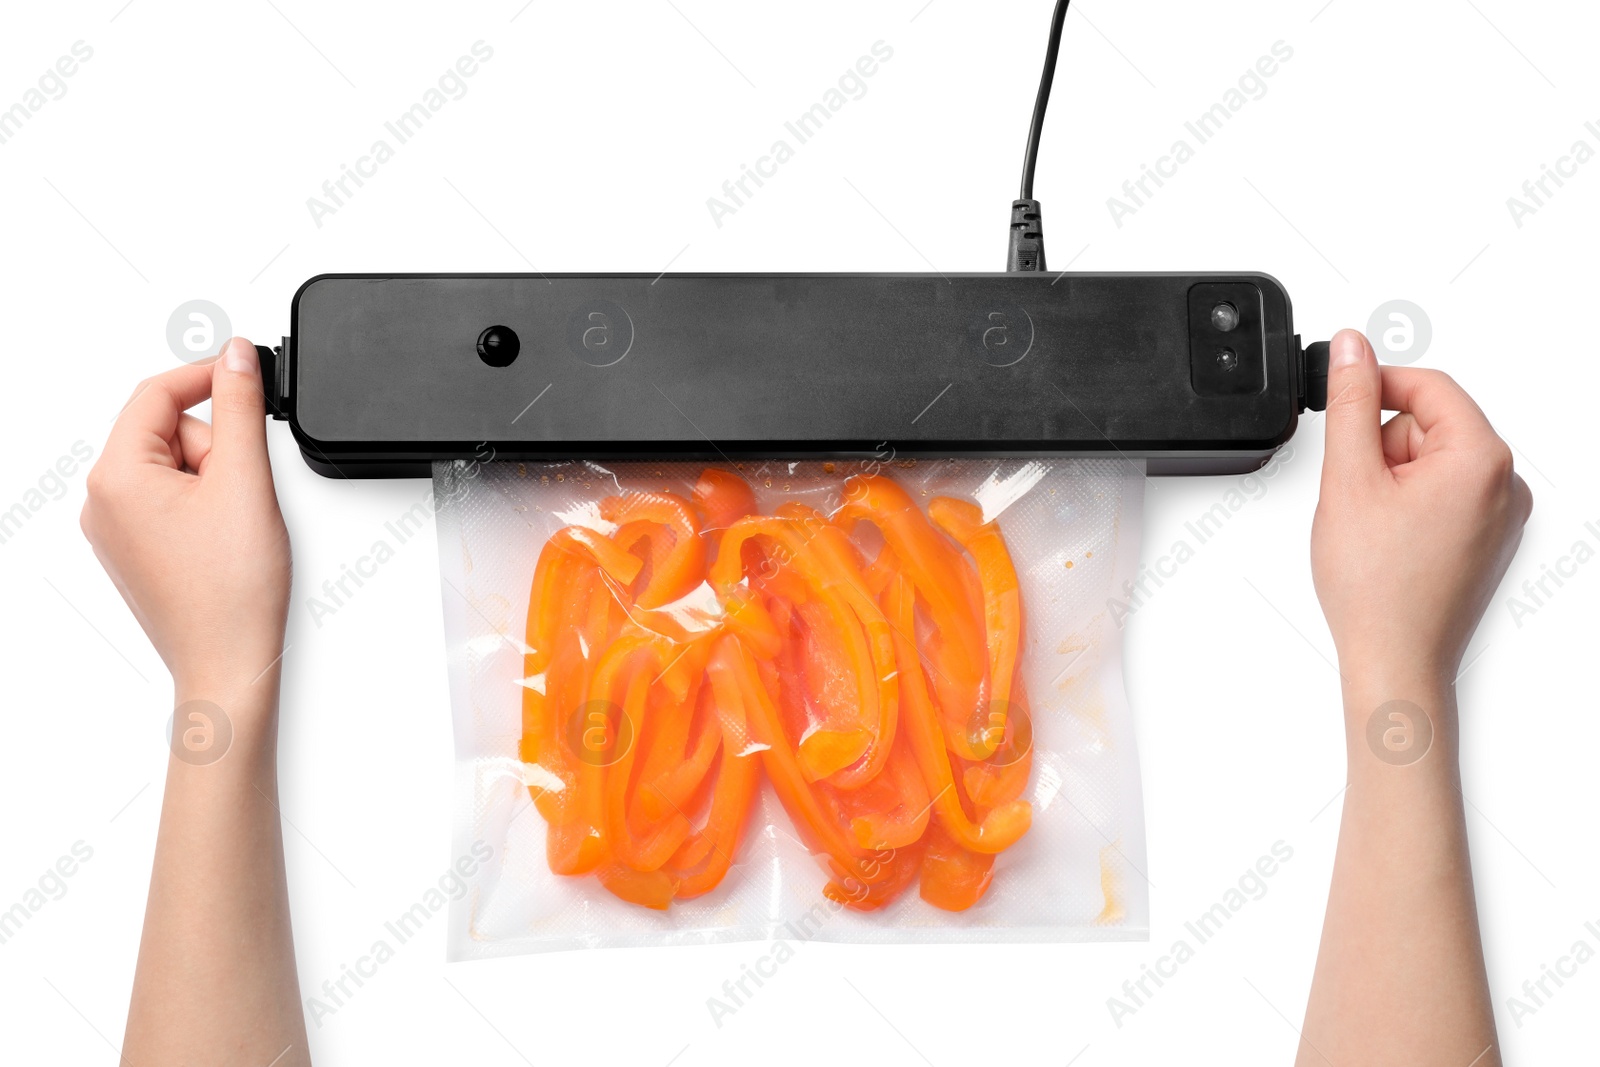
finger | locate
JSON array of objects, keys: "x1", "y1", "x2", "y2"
[
  {"x1": 107, "y1": 360, "x2": 217, "y2": 460},
  {"x1": 207, "y1": 337, "x2": 271, "y2": 478},
  {"x1": 1511, "y1": 471, "x2": 1534, "y2": 526},
  {"x1": 176, "y1": 413, "x2": 213, "y2": 472},
  {"x1": 1378, "y1": 367, "x2": 1492, "y2": 437},
  {"x1": 1379, "y1": 412, "x2": 1423, "y2": 468},
  {"x1": 1320, "y1": 329, "x2": 1385, "y2": 487}
]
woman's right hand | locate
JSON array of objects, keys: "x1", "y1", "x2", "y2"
[{"x1": 79, "y1": 337, "x2": 291, "y2": 700}]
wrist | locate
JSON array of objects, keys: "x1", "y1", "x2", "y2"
[
  {"x1": 1334, "y1": 643, "x2": 1457, "y2": 704},
  {"x1": 171, "y1": 665, "x2": 282, "y2": 766},
  {"x1": 171, "y1": 639, "x2": 287, "y2": 702},
  {"x1": 1337, "y1": 668, "x2": 1459, "y2": 776}
]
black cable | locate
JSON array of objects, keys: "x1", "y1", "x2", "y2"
[
  {"x1": 1020, "y1": 0, "x2": 1070, "y2": 201},
  {"x1": 1008, "y1": 0, "x2": 1070, "y2": 270}
]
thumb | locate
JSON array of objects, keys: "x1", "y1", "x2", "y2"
[
  {"x1": 1320, "y1": 328, "x2": 1384, "y2": 488},
  {"x1": 208, "y1": 337, "x2": 271, "y2": 476}
]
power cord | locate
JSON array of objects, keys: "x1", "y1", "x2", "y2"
[{"x1": 1008, "y1": 0, "x2": 1070, "y2": 272}]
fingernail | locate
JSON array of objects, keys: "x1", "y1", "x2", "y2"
[
  {"x1": 224, "y1": 338, "x2": 257, "y2": 374},
  {"x1": 1331, "y1": 331, "x2": 1364, "y2": 369}
]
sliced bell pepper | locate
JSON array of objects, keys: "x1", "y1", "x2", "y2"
[
  {"x1": 720, "y1": 584, "x2": 782, "y2": 659},
  {"x1": 715, "y1": 513, "x2": 899, "y2": 787},
  {"x1": 882, "y1": 570, "x2": 1031, "y2": 853},
  {"x1": 541, "y1": 563, "x2": 614, "y2": 876},
  {"x1": 835, "y1": 476, "x2": 990, "y2": 762},
  {"x1": 723, "y1": 633, "x2": 889, "y2": 888},
  {"x1": 927, "y1": 498, "x2": 1018, "y2": 745},
  {"x1": 791, "y1": 598, "x2": 870, "y2": 775},
  {"x1": 590, "y1": 632, "x2": 693, "y2": 872},
  {"x1": 693, "y1": 467, "x2": 759, "y2": 534},
  {"x1": 824, "y1": 834, "x2": 927, "y2": 912},
  {"x1": 764, "y1": 596, "x2": 814, "y2": 746},
  {"x1": 957, "y1": 684, "x2": 1035, "y2": 808},
  {"x1": 825, "y1": 727, "x2": 930, "y2": 851},
  {"x1": 631, "y1": 641, "x2": 718, "y2": 824},
  {"x1": 668, "y1": 740, "x2": 758, "y2": 899},
  {"x1": 836, "y1": 476, "x2": 984, "y2": 677},
  {"x1": 928, "y1": 497, "x2": 1035, "y2": 808},
  {"x1": 522, "y1": 528, "x2": 646, "y2": 818},
  {"x1": 667, "y1": 636, "x2": 762, "y2": 898},
  {"x1": 521, "y1": 542, "x2": 582, "y2": 819},
  {"x1": 774, "y1": 502, "x2": 900, "y2": 789},
  {"x1": 711, "y1": 517, "x2": 876, "y2": 783},
  {"x1": 601, "y1": 490, "x2": 707, "y2": 609},
  {"x1": 526, "y1": 466, "x2": 1041, "y2": 912},
  {"x1": 596, "y1": 862, "x2": 676, "y2": 910},
  {"x1": 919, "y1": 820, "x2": 996, "y2": 912}
]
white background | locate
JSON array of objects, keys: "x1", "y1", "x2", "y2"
[{"x1": 1, "y1": 0, "x2": 1596, "y2": 1063}]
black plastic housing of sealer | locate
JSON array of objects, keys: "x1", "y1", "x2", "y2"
[{"x1": 268, "y1": 272, "x2": 1316, "y2": 477}]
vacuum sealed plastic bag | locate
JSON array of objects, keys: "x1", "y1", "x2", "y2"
[{"x1": 435, "y1": 457, "x2": 1148, "y2": 956}]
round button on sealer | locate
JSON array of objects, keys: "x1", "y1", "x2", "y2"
[{"x1": 477, "y1": 325, "x2": 520, "y2": 367}]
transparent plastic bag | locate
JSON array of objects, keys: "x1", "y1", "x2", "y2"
[{"x1": 435, "y1": 456, "x2": 1148, "y2": 956}]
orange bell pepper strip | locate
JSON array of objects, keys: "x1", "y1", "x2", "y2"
[
  {"x1": 955, "y1": 670, "x2": 1034, "y2": 808},
  {"x1": 596, "y1": 862, "x2": 676, "y2": 910},
  {"x1": 595, "y1": 526, "x2": 721, "y2": 648},
  {"x1": 522, "y1": 528, "x2": 646, "y2": 817},
  {"x1": 545, "y1": 826, "x2": 605, "y2": 879},
  {"x1": 927, "y1": 498, "x2": 1019, "y2": 743},
  {"x1": 612, "y1": 518, "x2": 675, "y2": 590},
  {"x1": 774, "y1": 502, "x2": 864, "y2": 571},
  {"x1": 668, "y1": 637, "x2": 762, "y2": 899},
  {"x1": 633, "y1": 647, "x2": 721, "y2": 824},
  {"x1": 549, "y1": 557, "x2": 645, "y2": 878},
  {"x1": 657, "y1": 635, "x2": 708, "y2": 704},
  {"x1": 919, "y1": 820, "x2": 996, "y2": 912},
  {"x1": 541, "y1": 672, "x2": 606, "y2": 873},
  {"x1": 789, "y1": 597, "x2": 872, "y2": 777},
  {"x1": 773, "y1": 501, "x2": 902, "y2": 788},
  {"x1": 692, "y1": 467, "x2": 758, "y2": 534},
  {"x1": 556, "y1": 524, "x2": 649, "y2": 588},
  {"x1": 601, "y1": 490, "x2": 707, "y2": 609},
  {"x1": 711, "y1": 518, "x2": 872, "y2": 781},
  {"x1": 540, "y1": 564, "x2": 615, "y2": 876},
  {"x1": 928, "y1": 497, "x2": 1036, "y2": 808},
  {"x1": 525, "y1": 526, "x2": 647, "y2": 674},
  {"x1": 752, "y1": 555, "x2": 811, "y2": 607},
  {"x1": 723, "y1": 634, "x2": 889, "y2": 888},
  {"x1": 720, "y1": 585, "x2": 781, "y2": 659},
  {"x1": 835, "y1": 475, "x2": 984, "y2": 679},
  {"x1": 859, "y1": 546, "x2": 900, "y2": 599},
  {"x1": 589, "y1": 632, "x2": 693, "y2": 872},
  {"x1": 714, "y1": 513, "x2": 899, "y2": 786},
  {"x1": 921, "y1": 648, "x2": 989, "y2": 764},
  {"x1": 593, "y1": 656, "x2": 681, "y2": 916},
  {"x1": 593, "y1": 477, "x2": 760, "y2": 901},
  {"x1": 763, "y1": 597, "x2": 815, "y2": 747},
  {"x1": 521, "y1": 546, "x2": 581, "y2": 820},
  {"x1": 795, "y1": 602, "x2": 857, "y2": 712},
  {"x1": 669, "y1": 825, "x2": 717, "y2": 874},
  {"x1": 882, "y1": 570, "x2": 1031, "y2": 853},
  {"x1": 525, "y1": 525, "x2": 646, "y2": 703},
  {"x1": 823, "y1": 726, "x2": 930, "y2": 851},
  {"x1": 697, "y1": 468, "x2": 791, "y2": 653},
  {"x1": 834, "y1": 476, "x2": 990, "y2": 762},
  {"x1": 707, "y1": 518, "x2": 807, "y2": 601},
  {"x1": 824, "y1": 834, "x2": 927, "y2": 912},
  {"x1": 631, "y1": 475, "x2": 759, "y2": 828},
  {"x1": 669, "y1": 740, "x2": 758, "y2": 899},
  {"x1": 530, "y1": 554, "x2": 589, "y2": 760},
  {"x1": 629, "y1": 641, "x2": 699, "y2": 773}
]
